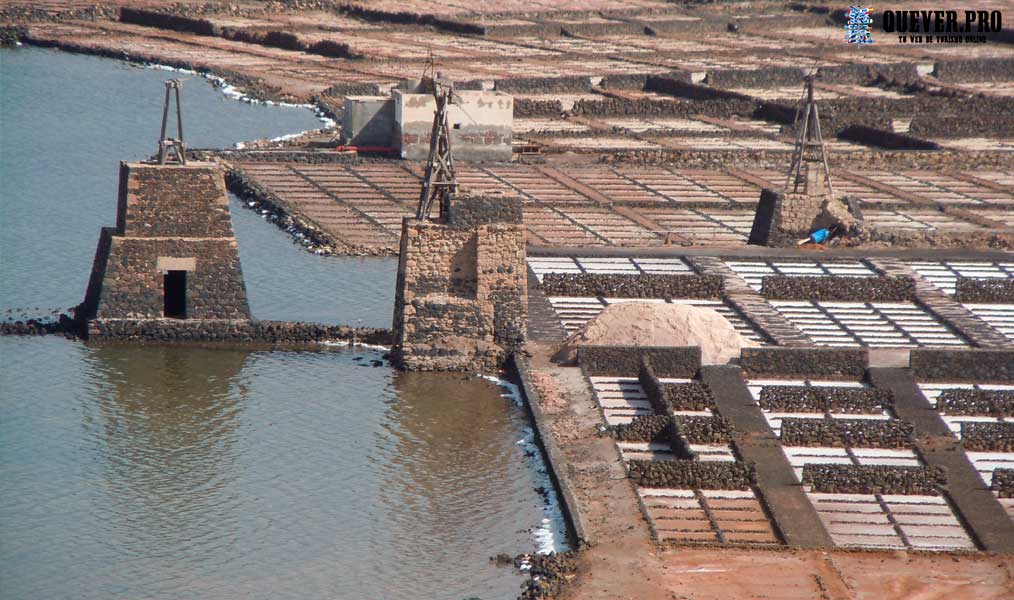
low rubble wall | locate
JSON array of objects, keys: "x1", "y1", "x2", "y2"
[
  {"x1": 758, "y1": 385, "x2": 893, "y2": 413},
  {"x1": 954, "y1": 278, "x2": 1014, "y2": 303},
  {"x1": 675, "y1": 415, "x2": 733, "y2": 444},
  {"x1": 760, "y1": 275, "x2": 915, "y2": 302},
  {"x1": 540, "y1": 272, "x2": 723, "y2": 299},
  {"x1": 911, "y1": 349, "x2": 1014, "y2": 382},
  {"x1": 579, "y1": 345, "x2": 701, "y2": 378},
  {"x1": 611, "y1": 415, "x2": 673, "y2": 444},
  {"x1": 628, "y1": 459, "x2": 756, "y2": 489},
  {"x1": 87, "y1": 318, "x2": 392, "y2": 346},
  {"x1": 738, "y1": 347, "x2": 868, "y2": 379},
  {"x1": 780, "y1": 418, "x2": 914, "y2": 448},
  {"x1": 993, "y1": 468, "x2": 1014, "y2": 498},
  {"x1": 960, "y1": 422, "x2": 1014, "y2": 452},
  {"x1": 802, "y1": 464, "x2": 946, "y2": 495},
  {"x1": 937, "y1": 389, "x2": 1014, "y2": 417}
]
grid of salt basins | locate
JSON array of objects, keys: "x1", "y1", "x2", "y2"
[
  {"x1": 725, "y1": 258, "x2": 970, "y2": 348},
  {"x1": 907, "y1": 260, "x2": 1014, "y2": 295},
  {"x1": 746, "y1": 378, "x2": 976, "y2": 550},
  {"x1": 907, "y1": 261, "x2": 1014, "y2": 343},
  {"x1": 591, "y1": 371, "x2": 780, "y2": 546},
  {"x1": 765, "y1": 301, "x2": 968, "y2": 348},
  {"x1": 916, "y1": 383, "x2": 1014, "y2": 519},
  {"x1": 528, "y1": 256, "x2": 766, "y2": 342}
]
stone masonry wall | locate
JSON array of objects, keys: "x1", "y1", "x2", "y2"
[
  {"x1": 392, "y1": 195, "x2": 527, "y2": 371},
  {"x1": 960, "y1": 422, "x2": 1014, "y2": 452},
  {"x1": 117, "y1": 162, "x2": 233, "y2": 238},
  {"x1": 84, "y1": 161, "x2": 251, "y2": 321},
  {"x1": 748, "y1": 188, "x2": 826, "y2": 246},
  {"x1": 93, "y1": 237, "x2": 249, "y2": 320}
]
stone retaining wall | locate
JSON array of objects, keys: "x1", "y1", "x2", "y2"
[
  {"x1": 627, "y1": 459, "x2": 756, "y2": 490},
  {"x1": 738, "y1": 347, "x2": 868, "y2": 378},
  {"x1": 780, "y1": 418, "x2": 914, "y2": 448},
  {"x1": 960, "y1": 422, "x2": 1014, "y2": 452},
  {"x1": 802, "y1": 464, "x2": 946, "y2": 495},
  {"x1": 954, "y1": 278, "x2": 1014, "y2": 304},
  {"x1": 911, "y1": 349, "x2": 1014, "y2": 382},
  {"x1": 579, "y1": 346, "x2": 701, "y2": 377},
  {"x1": 937, "y1": 389, "x2": 1014, "y2": 417},
  {"x1": 758, "y1": 385, "x2": 893, "y2": 413},
  {"x1": 760, "y1": 275, "x2": 915, "y2": 301},
  {"x1": 539, "y1": 272, "x2": 723, "y2": 299},
  {"x1": 87, "y1": 318, "x2": 391, "y2": 345},
  {"x1": 322, "y1": 81, "x2": 385, "y2": 98}
]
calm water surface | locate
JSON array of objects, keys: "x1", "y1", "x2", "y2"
[{"x1": 0, "y1": 47, "x2": 561, "y2": 599}]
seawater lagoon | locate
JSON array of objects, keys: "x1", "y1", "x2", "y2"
[{"x1": 0, "y1": 47, "x2": 564, "y2": 599}]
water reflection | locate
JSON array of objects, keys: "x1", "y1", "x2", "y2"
[
  {"x1": 82, "y1": 345, "x2": 247, "y2": 565},
  {"x1": 376, "y1": 372, "x2": 543, "y2": 598}
]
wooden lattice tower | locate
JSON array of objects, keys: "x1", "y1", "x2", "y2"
[
  {"x1": 784, "y1": 75, "x2": 834, "y2": 196},
  {"x1": 157, "y1": 79, "x2": 187, "y2": 165},
  {"x1": 416, "y1": 77, "x2": 458, "y2": 220}
]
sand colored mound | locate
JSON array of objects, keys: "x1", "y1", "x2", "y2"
[{"x1": 561, "y1": 302, "x2": 759, "y2": 365}]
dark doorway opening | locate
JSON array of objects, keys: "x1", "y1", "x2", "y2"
[{"x1": 164, "y1": 270, "x2": 187, "y2": 318}]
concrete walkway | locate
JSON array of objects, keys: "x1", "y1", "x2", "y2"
[{"x1": 701, "y1": 366, "x2": 834, "y2": 548}]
